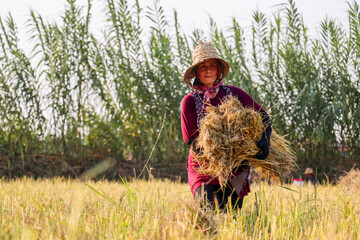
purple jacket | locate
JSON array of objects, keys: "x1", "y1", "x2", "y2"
[{"x1": 181, "y1": 85, "x2": 264, "y2": 196}]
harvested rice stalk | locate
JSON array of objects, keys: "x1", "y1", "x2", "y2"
[
  {"x1": 338, "y1": 168, "x2": 360, "y2": 191},
  {"x1": 193, "y1": 95, "x2": 296, "y2": 187}
]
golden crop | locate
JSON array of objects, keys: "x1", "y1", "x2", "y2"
[{"x1": 1, "y1": 177, "x2": 359, "y2": 239}]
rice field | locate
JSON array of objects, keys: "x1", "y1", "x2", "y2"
[{"x1": 1, "y1": 177, "x2": 359, "y2": 239}]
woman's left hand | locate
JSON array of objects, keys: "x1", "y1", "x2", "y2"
[
  {"x1": 255, "y1": 123, "x2": 271, "y2": 160},
  {"x1": 256, "y1": 138, "x2": 270, "y2": 160}
]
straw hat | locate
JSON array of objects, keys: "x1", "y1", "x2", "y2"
[
  {"x1": 304, "y1": 167, "x2": 314, "y2": 175},
  {"x1": 183, "y1": 42, "x2": 230, "y2": 88}
]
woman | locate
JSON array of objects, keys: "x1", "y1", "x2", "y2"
[
  {"x1": 181, "y1": 42, "x2": 271, "y2": 211},
  {"x1": 303, "y1": 167, "x2": 315, "y2": 184}
]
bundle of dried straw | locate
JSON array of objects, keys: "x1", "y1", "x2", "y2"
[{"x1": 193, "y1": 95, "x2": 296, "y2": 187}]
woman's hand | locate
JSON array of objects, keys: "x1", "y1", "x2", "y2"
[
  {"x1": 256, "y1": 110, "x2": 272, "y2": 160},
  {"x1": 255, "y1": 123, "x2": 272, "y2": 160},
  {"x1": 256, "y1": 138, "x2": 270, "y2": 160}
]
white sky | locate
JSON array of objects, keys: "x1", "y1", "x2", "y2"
[{"x1": 0, "y1": 0, "x2": 350, "y2": 51}]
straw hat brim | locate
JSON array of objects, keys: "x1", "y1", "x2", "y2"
[
  {"x1": 304, "y1": 169, "x2": 315, "y2": 175},
  {"x1": 183, "y1": 58, "x2": 230, "y2": 88}
]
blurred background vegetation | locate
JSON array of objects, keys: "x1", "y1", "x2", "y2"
[{"x1": 0, "y1": 0, "x2": 359, "y2": 181}]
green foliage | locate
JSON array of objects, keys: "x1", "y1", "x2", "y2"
[{"x1": 0, "y1": 0, "x2": 359, "y2": 179}]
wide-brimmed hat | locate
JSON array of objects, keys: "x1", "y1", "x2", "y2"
[
  {"x1": 183, "y1": 42, "x2": 230, "y2": 88},
  {"x1": 303, "y1": 167, "x2": 314, "y2": 175}
]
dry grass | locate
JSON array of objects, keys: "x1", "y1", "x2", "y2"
[
  {"x1": 194, "y1": 95, "x2": 296, "y2": 187},
  {"x1": 0, "y1": 178, "x2": 359, "y2": 239},
  {"x1": 338, "y1": 167, "x2": 360, "y2": 191}
]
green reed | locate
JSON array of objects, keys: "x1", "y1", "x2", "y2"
[{"x1": 0, "y1": 0, "x2": 358, "y2": 179}]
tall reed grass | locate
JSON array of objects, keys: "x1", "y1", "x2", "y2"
[{"x1": 0, "y1": 0, "x2": 359, "y2": 179}]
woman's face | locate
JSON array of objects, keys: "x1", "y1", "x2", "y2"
[{"x1": 196, "y1": 59, "x2": 218, "y2": 87}]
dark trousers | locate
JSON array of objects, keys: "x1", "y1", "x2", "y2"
[{"x1": 194, "y1": 183, "x2": 244, "y2": 211}]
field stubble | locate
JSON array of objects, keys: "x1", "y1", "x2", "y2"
[{"x1": 0, "y1": 177, "x2": 359, "y2": 239}]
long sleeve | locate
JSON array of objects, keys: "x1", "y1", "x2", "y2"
[
  {"x1": 228, "y1": 86, "x2": 264, "y2": 111},
  {"x1": 228, "y1": 86, "x2": 272, "y2": 157},
  {"x1": 181, "y1": 94, "x2": 198, "y2": 145},
  {"x1": 228, "y1": 86, "x2": 271, "y2": 128}
]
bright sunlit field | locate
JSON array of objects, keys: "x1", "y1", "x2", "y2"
[{"x1": 1, "y1": 177, "x2": 359, "y2": 239}]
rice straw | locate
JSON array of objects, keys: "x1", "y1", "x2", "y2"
[{"x1": 193, "y1": 95, "x2": 297, "y2": 187}]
